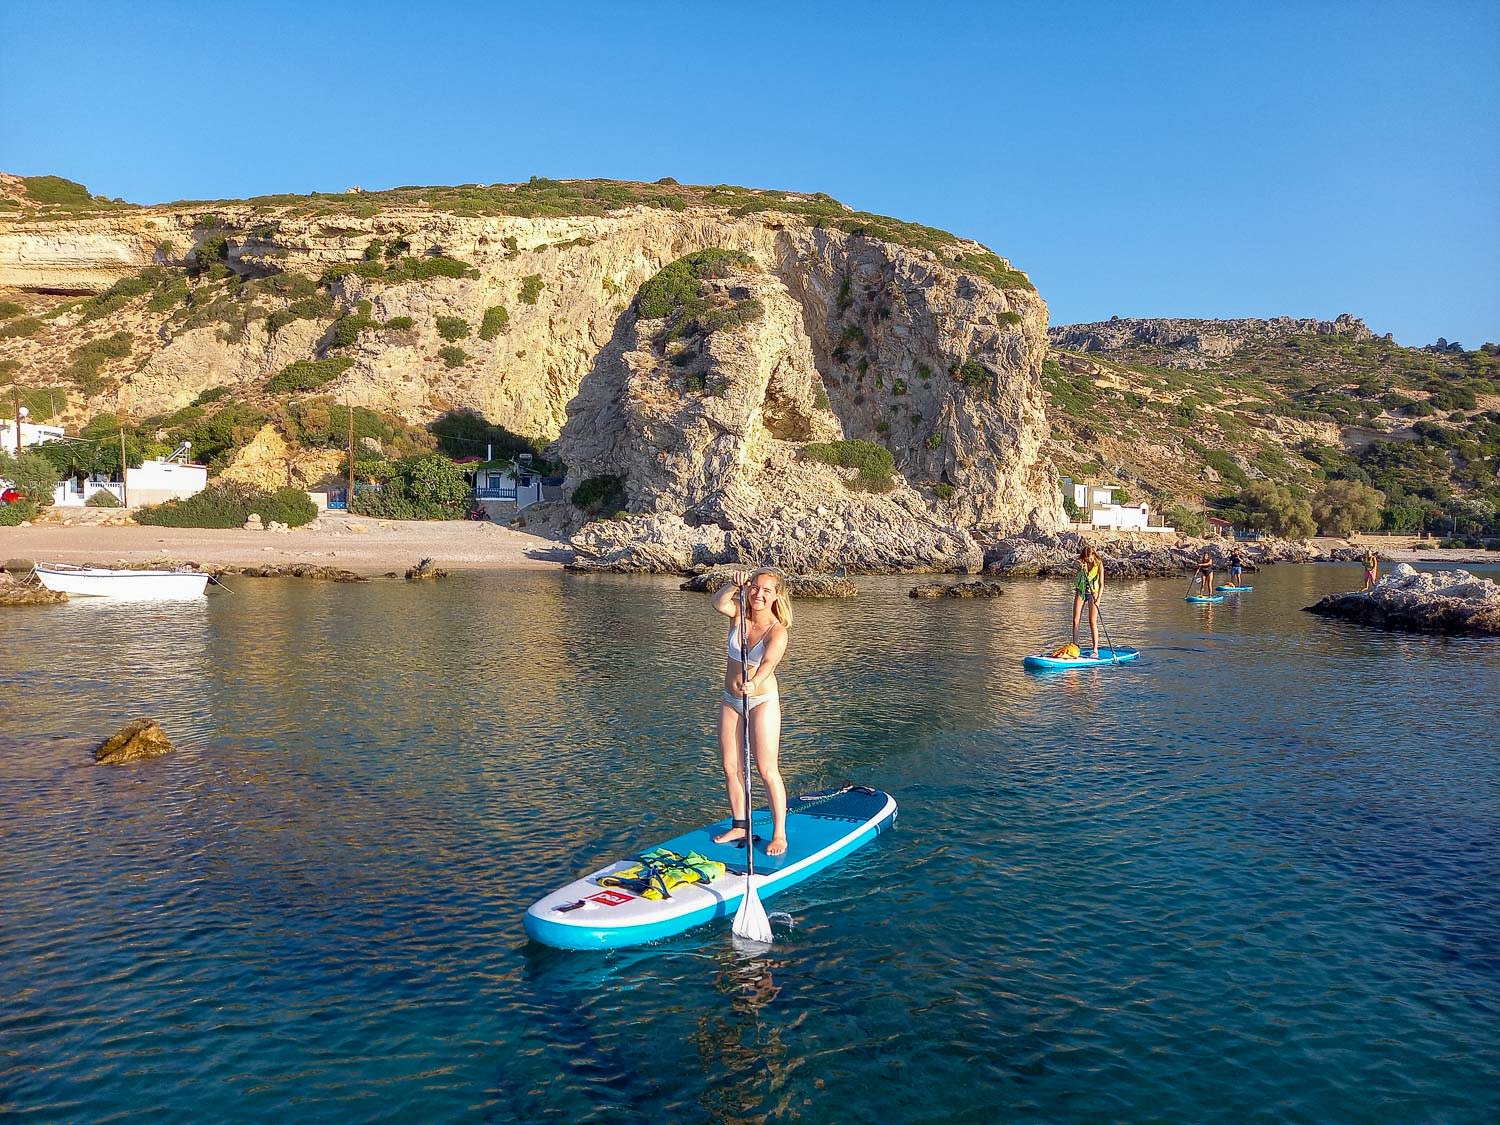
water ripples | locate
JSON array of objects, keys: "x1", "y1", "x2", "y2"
[{"x1": 2, "y1": 565, "x2": 1498, "y2": 1120}]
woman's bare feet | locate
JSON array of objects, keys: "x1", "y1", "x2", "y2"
[
  {"x1": 766, "y1": 834, "x2": 788, "y2": 857},
  {"x1": 714, "y1": 824, "x2": 748, "y2": 845}
]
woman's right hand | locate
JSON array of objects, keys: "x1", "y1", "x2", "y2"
[{"x1": 730, "y1": 568, "x2": 750, "y2": 588}]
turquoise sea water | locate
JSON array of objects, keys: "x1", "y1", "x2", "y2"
[{"x1": 2, "y1": 562, "x2": 1498, "y2": 1122}]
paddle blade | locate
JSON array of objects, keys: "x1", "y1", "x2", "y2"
[{"x1": 732, "y1": 883, "x2": 774, "y2": 945}]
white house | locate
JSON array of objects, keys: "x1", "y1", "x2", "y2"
[
  {"x1": 472, "y1": 455, "x2": 545, "y2": 511},
  {"x1": 53, "y1": 442, "x2": 207, "y2": 508},
  {"x1": 1, "y1": 415, "x2": 65, "y2": 451},
  {"x1": 1061, "y1": 476, "x2": 1171, "y2": 534}
]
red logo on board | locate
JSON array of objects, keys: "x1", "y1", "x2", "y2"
[{"x1": 588, "y1": 890, "x2": 633, "y2": 906}]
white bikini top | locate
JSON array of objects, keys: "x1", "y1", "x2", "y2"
[{"x1": 727, "y1": 623, "x2": 769, "y2": 664}]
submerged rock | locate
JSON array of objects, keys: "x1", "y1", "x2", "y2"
[
  {"x1": 96, "y1": 718, "x2": 175, "y2": 765},
  {"x1": 1304, "y1": 564, "x2": 1500, "y2": 636},
  {"x1": 210, "y1": 563, "x2": 365, "y2": 582},
  {"x1": 910, "y1": 580, "x2": 1006, "y2": 598}
]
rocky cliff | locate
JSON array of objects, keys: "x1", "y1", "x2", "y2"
[
  {"x1": 1049, "y1": 314, "x2": 1376, "y2": 367},
  {"x1": 0, "y1": 175, "x2": 1061, "y2": 569}
]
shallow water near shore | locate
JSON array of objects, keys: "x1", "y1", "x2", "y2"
[{"x1": 2, "y1": 561, "x2": 1498, "y2": 1121}]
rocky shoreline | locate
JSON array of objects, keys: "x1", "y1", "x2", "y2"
[
  {"x1": 980, "y1": 530, "x2": 1358, "y2": 579},
  {"x1": 1304, "y1": 564, "x2": 1500, "y2": 637}
]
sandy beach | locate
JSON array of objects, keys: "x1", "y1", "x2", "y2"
[{"x1": 1, "y1": 512, "x2": 572, "y2": 575}]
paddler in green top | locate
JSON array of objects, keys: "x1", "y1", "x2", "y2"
[{"x1": 1071, "y1": 543, "x2": 1104, "y2": 656}]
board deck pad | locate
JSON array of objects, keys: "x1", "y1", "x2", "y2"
[
  {"x1": 524, "y1": 786, "x2": 897, "y2": 950},
  {"x1": 1023, "y1": 646, "x2": 1141, "y2": 671}
]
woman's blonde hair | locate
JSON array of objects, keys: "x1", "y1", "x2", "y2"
[{"x1": 748, "y1": 568, "x2": 793, "y2": 628}]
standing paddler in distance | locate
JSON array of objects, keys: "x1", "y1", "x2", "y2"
[
  {"x1": 1227, "y1": 546, "x2": 1245, "y2": 588},
  {"x1": 1192, "y1": 550, "x2": 1215, "y2": 597},
  {"x1": 1071, "y1": 543, "x2": 1104, "y2": 657},
  {"x1": 712, "y1": 568, "x2": 792, "y2": 857}
]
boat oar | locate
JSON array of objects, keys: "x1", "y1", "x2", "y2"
[{"x1": 731, "y1": 580, "x2": 773, "y2": 945}]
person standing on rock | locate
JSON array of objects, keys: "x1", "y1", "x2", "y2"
[
  {"x1": 1071, "y1": 544, "x2": 1104, "y2": 656},
  {"x1": 1361, "y1": 549, "x2": 1379, "y2": 592},
  {"x1": 711, "y1": 568, "x2": 792, "y2": 857}
]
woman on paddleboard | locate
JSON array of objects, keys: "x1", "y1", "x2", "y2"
[
  {"x1": 1193, "y1": 550, "x2": 1215, "y2": 596},
  {"x1": 711, "y1": 569, "x2": 792, "y2": 857},
  {"x1": 1071, "y1": 544, "x2": 1104, "y2": 656}
]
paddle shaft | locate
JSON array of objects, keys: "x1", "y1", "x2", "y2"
[
  {"x1": 739, "y1": 585, "x2": 755, "y2": 884},
  {"x1": 1091, "y1": 593, "x2": 1120, "y2": 664}
]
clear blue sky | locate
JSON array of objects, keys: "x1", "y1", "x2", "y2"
[{"x1": 3, "y1": 1, "x2": 1496, "y2": 347}]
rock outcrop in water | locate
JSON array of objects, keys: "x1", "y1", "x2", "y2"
[
  {"x1": 1304, "y1": 563, "x2": 1500, "y2": 636},
  {"x1": 95, "y1": 718, "x2": 175, "y2": 765}
]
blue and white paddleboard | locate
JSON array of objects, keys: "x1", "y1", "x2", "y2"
[
  {"x1": 1186, "y1": 594, "x2": 1226, "y2": 603},
  {"x1": 1217, "y1": 585, "x2": 1254, "y2": 592},
  {"x1": 1023, "y1": 646, "x2": 1140, "y2": 671},
  {"x1": 524, "y1": 786, "x2": 897, "y2": 950}
]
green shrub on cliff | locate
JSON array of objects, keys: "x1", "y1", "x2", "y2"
[
  {"x1": 137, "y1": 482, "x2": 316, "y2": 528},
  {"x1": 478, "y1": 305, "x2": 510, "y2": 339},
  {"x1": 0, "y1": 317, "x2": 43, "y2": 339},
  {"x1": 636, "y1": 249, "x2": 762, "y2": 340},
  {"x1": 0, "y1": 300, "x2": 24, "y2": 320},
  {"x1": 801, "y1": 439, "x2": 895, "y2": 492},
  {"x1": 955, "y1": 359, "x2": 992, "y2": 395},
  {"x1": 436, "y1": 315, "x2": 471, "y2": 342},
  {"x1": 329, "y1": 300, "x2": 375, "y2": 348},
  {"x1": 266, "y1": 357, "x2": 354, "y2": 393},
  {"x1": 571, "y1": 474, "x2": 627, "y2": 518},
  {"x1": 518, "y1": 275, "x2": 544, "y2": 305},
  {"x1": 439, "y1": 345, "x2": 469, "y2": 368},
  {"x1": 61, "y1": 333, "x2": 133, "y2": 393}
]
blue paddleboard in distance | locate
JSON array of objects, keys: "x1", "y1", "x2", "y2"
[
  {"x1": 524, "y1": 786, "x2": 897, "y2": 950},
  {"x1": 1217, "y1": 585, "x2": 1253, "y2": 592},
  {"x1": 1023, "y1": 645, "x2": 1140, "y2": 671},
  {"x1": 1186, "y1": 594, "x2": 1225, "y2": 603}
]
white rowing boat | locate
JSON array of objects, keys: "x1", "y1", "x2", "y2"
[{"x1": 33, "y1": 563, "x2": 210, "y2": 600}]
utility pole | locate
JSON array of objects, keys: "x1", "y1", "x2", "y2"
[
  {"x1": 346, "y1": 401, "x2": 355, "y2": 510},
  {"x1": 118, "y1": 424, "x2": 129, "y2": 507}
]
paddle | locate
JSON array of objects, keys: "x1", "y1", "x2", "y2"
[
  {"x1": 731, "y1": 580, "x2": 773, "y2": 945},
  {"x1": 1091, "y1": 593, "x2": 1120, "y2": 664}
]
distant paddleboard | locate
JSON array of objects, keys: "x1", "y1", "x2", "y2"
[
  {"x1": 1217, "y1": 585, "x2": 1254, "y2": 592},
  {"x1": 1023, "y1": 646, "x2": 1140, "y2": 671},
  {"x1": 524, "y1": 786, "x2": 897, "y2": 950},
  {"x1": 1186, "y1": 594, "x2": 1226, "y2": 603}
]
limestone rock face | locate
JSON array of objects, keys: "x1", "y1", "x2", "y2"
[
  {"x1": 2, "y1": 181, "x2": 1063, "y2": 559},
  {"x1": 95, "y1": 718, "x2": 175, "y2": 765},
  {"x1": 221, "y1": 424, "x2": 344, "y2": 491},
  {"x1": 1305, "y1": 564, "x2": 1500, "y2": 636}
]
